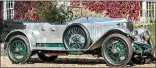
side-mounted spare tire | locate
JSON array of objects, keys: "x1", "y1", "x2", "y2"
[{"x1": 63, "y1": 23, "x2": 91, "y2": 50}]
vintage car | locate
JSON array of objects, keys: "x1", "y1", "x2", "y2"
[{"x1": 2, "y1": 17, "x2": 154, "y2": 66}]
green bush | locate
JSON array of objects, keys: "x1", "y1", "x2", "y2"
[
  {"x1": 146, "y1": 23, "x2": 155, "y2": 46},
  {"x1": 38, "y1": 6, "x2": 68, "y2": 24}
]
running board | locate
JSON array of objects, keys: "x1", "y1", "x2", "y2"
[{"x1": 32, "y1": 47, "x2": 87, "y2": 52}]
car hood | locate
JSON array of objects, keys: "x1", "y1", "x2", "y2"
[{"x1": 68, "y1": 17, "x2": 128, "y2": 23}]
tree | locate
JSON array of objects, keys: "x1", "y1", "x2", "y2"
[{"x1": 38, "y1": 5, "x2": 68, "y2": 24}]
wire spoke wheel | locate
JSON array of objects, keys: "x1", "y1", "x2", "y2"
[
  {"x1": 105, "y1": 38, "x2": 128, "y2": 64},
  {"x1": 64, "y1": 26, "x2": 88, "y2": 49},
  {"x1": 101, "y1": 34, "x2": 132, "y2": 66},
  {"x1": 9, "y1": 39, "x2": 27, "y2": 62},
  {"x1": 7, "y1": 35, "x2": 31, "y2": 64}
]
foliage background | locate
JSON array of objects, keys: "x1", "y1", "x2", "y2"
[
  {"x1": 38, "y1": 5, "x2": 68, "y2": 23},
  {"x1": 13, "y1": 1, "x2": 141, "y2": 22},
  {"x1": 14, "y1": 1, "x2": 57, "y2": 21},
  {"x1": 70, "y1": 1, "x2": 140, "y2": 21}
]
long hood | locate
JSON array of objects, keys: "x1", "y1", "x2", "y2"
[{"x1": 68, "y1": 17, "x2": 128, "y2": 24}]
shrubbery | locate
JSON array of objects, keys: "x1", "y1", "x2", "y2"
[
  {"x1": 71, "y1": 1, "x2": 140, "y2": 21},
  {"x1": 14, "y1": 1, "x2": 57, "y2": 21},
  {"x1": 37, "y1": 5, "x2": 68, "y2": 23},
  {"x1": 145, "y1": 23, "x2": 155, "y2": 46}
]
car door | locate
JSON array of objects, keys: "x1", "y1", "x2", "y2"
[{"x1": 43, "y1": 23, "x2": 66, "y2": 43}]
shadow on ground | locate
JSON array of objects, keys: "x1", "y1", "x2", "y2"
[
  {"x1": 27, "y1": 57, "x2": 105, "y2": 65},
  {"x1": 26, "y1": 56, "x2": 156, "y2": 67}
]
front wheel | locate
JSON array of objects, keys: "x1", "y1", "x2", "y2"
[
  {"x1": 101, "y1": 34, "x2": 132, "y2": 66},
  {"x1": 7, "y1": 35, "x2": 32, "y2": 64}
]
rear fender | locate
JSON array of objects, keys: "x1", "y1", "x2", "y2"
[{"x1": 4, "y1": 29, "x2": 35, "y2": 51}]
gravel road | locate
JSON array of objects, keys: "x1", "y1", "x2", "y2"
[{"x1": 1, "y1": 55, "x2": 155, "y2": 67}]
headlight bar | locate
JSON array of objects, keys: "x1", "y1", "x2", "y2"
[{"x1": 130, "y1": 28, "x2": 151, "y2": 43}]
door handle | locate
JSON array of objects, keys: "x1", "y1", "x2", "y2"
[
  {"x1": 41, "y1": 28, "x2": 45, "y2": 31},
  {"x1": 51, "y1": 27, "x2": 56, "y2": 31}
]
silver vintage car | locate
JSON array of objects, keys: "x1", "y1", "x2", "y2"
[{"x1": 3, "y1": 17, "x2": 154, "y2": 66}]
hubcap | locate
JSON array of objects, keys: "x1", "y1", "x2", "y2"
[
  {"x1": 69, "y1": 34, "x2": 85, "y2": 49},
  {"x1": 9, "y1": 39, "x2": 27, "y2": 62},
  {"x1": 104, "y1": 38, "x2": 128, "y2": 64}
]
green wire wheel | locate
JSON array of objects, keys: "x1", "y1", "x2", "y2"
[
  {"x1": 63, "y1": 23, "x2": 91, "y2": 50},
  {"x1": 101, "y1": 33, "x2": 132, "y2": 66},
  {"x1": 7, "y1": 35, "x2": 31, "y2": 64}
]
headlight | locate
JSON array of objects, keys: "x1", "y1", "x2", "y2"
[
  {"x1": 117, "y1": 23, "x2": 127, "y2": 28},
  {"x1": 120, "y1": 23, "x2": 127, "y2": 28},
  {"x1": 143, "y1": 31, "x2": 150, "y2": 41},
  {"x1": 131, "y1": 30, "x2": 138, "y2": 37}
]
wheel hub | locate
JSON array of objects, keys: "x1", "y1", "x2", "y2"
[
  {"x1": 70, "y1": 34, "x2": 85, "y2": 43},
  {"x1": 104, "y1": 39, "x2": 128, "y2": 64},
  {"x1": 111, "y1": 49, "x2": 119, "y2": 54},
  {"x1": 15, "y1": 48, "x2": 20, "y2": 52}
]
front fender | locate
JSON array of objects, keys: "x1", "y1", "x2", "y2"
[
  {"x1": 108, "y1": 28, "x2": 131, "y2": 35},
  {"x1": 4, "y1": 29, "x2": 35, "y2": 51},
  {"x1": 88, "y1": 27, "x2": 131, "y2": 50}
]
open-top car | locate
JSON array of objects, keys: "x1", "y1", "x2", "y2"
[{"x1": 2, "y1": 17, "x2": 154, "y2": 66}]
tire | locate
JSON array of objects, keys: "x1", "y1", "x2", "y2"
[
  {"x1": 7, "y1": 35, "x2": 32, "y2": 64},
  {"x1": 63, "y1": 23, "x2": 91, "y2": 49},
  {"x1": 37, "y1": 53, "x2": 58, "y2": 62},
  {"x1": 131, "y1": 39, "x2": 154, "y2": 64},
  {"x1": 101, "y1": 33, "x2": 132, "y2": 66}
]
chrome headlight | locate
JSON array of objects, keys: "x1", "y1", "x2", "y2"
[
  {"x1": 131, "y1": 30, "x2": 138, "y2": 37},
  {"x1": 117, "y1": 22, "x2": 127, "y2": 28},
  {"x1": 120, "y1": 23, "x2": 127, "y2": 28},
  {"x1": 143, "y1": 31, "x2": 150, "y2": 41}
]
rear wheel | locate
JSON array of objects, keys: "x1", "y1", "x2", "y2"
[
  {"x1": 7, "y1": 35, "x2": 31, "y2": 64},
  {"x1": 37, "y1": 53, "x2": 58, "y2": 62},
  {"x1": 101, "y1": 34, "x2": 132, "y2": 66}
]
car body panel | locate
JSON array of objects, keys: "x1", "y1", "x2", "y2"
[
  {"x1": 4, "y1": 17, "x2": 130, "y2": 51},
  {"x1": 4, "y1": 29, "x2": 35, "y2": 50}
]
